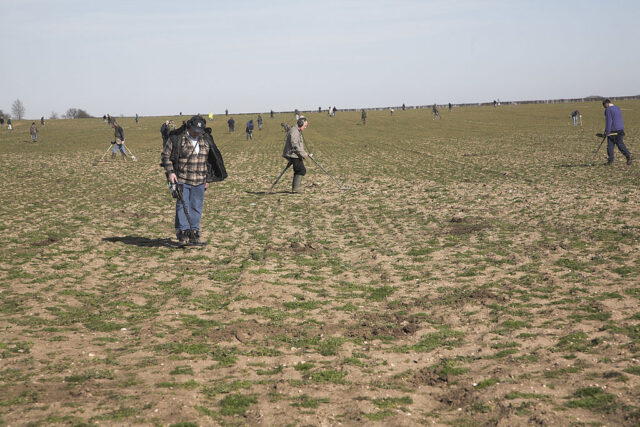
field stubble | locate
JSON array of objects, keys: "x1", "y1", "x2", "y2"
[{"x1": 1, "y1": 102, "x2": 640, "y2": 425}]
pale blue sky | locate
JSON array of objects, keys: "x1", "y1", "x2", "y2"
[{"x1": 1, "y1": 0, "x2": 639, "y2": 118}]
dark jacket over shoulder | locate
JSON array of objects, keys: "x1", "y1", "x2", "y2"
[{"x1": 161, "y1": 125, "x2": 227, "y2": 183}]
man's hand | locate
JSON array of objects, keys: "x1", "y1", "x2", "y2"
[{"x1": 168, "y1": 173, "x2": 177, "y2": 184}]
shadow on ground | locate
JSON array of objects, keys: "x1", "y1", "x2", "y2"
[{"x1": 102, "y1": 236, "x2": 178, "y2": 248}]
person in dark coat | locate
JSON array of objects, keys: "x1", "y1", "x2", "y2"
[
  {"x1": 160, "y1": 115, "x2": 227, "y2": 246},
  {"x1": 161, "y1": 120, "x2": 170, "y2": 148},
  {"x1": 111, "y1": 121, "x2": 127, "y2": 161},
  {"x1": 227, "y1": 117, "x2": 235, "y2": 132},
  {"x1": 246, "y1": 120, "x2": 254, "y2": 140},
  {"x1": 602, "y1": 99, "x2": 631, "y2": 165}
]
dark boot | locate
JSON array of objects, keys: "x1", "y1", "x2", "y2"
[
  {"x1": 292, "y1": 174, "x2": 303, "y2": 193},
  {"x1": 626, "y1": 155, "x2": 633, "y2": 165},
  {"x1": 189, "y1": 230, "x2": 206, "y2": 246},
  {"x1": 177, "y1": 230, "x2": 188, "y2": 247},
  {"x1": 111, "y1": 152, "x2": 117, "y2": 160}
]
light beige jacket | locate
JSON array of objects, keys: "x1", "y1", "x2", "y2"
[{"x1": 282, "y1": 126, "x2": 308, "y2": 160}]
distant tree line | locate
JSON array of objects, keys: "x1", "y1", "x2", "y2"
[{"x1": 63, "y1": 108, "x2": 93, "y2": 119}]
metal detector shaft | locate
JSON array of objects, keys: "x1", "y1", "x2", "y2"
[
  {"x1": 175, "y1": 183, "x2": 196, "y2": 233},
  {"x1": 99, "y1": 145, "x2": 113, "y2": 161},
  {"x1": 269, "y1": 162, "x2": 292, "y2": 192},
  {"x1": 123, "y1": 143, "x2": 137, "y2": 160},
  {"x1": 590, "y1": 136, "x2": 607, "y2": 165},
  {"x1": 308, "y1": 154, "x2": 347, "y2": 190}
]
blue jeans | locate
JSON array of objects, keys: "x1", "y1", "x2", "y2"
[
  {"x1": 175, "y1": 183, "x2": 205, "y2": 232},
  {"x1": 113, "y1": 144, "x2": 126, "y2": 155},
  {"x1": 32, "y1": 134, "x2": 37, "y2": 142}
]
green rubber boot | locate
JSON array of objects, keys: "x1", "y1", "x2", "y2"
[{"x1": 292, "y1": 174, "x2": 303, "y2": 193}]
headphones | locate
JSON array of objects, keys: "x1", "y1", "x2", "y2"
[{"x1": 297, "y1": 116, "x2": 307, "y2": 128}]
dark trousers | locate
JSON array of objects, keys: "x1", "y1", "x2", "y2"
[
  {"x1": 291, "y1": 158, "x2": 306, "y2": 176},
  {"x1": 607, "y1": 133, "x2": 630, "y2": 162}
]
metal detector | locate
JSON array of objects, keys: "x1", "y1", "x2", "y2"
[
  {"x1": 97, "y1": 143, "x2": 114, "y2": 162},
  {"x1": 269, "y1": 162, "x2": 292, "y2": 193},
  {"x1": 589, "y1": 133, "x2": 614, "y2": 166},
  {"x1": 123, "y1": 143, "x2": 137, "y2": 161},
  {"x1": 308, "y1": 153, "x2": 350, "y2": 190}
]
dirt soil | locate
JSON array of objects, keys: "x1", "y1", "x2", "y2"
[{"x1": 1, "y1": 104, "x2": 640, "y2": 426}]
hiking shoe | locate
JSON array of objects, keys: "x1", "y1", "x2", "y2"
[
  {"x1": 188, "y1": 230, "x2": 206, "y2": 246},
  {"x1": 627, "y1": 156, "x2": 633, "y2": 165},
  {"x1": 177, "y1": 230, "x2": 188, "y2": 247}
]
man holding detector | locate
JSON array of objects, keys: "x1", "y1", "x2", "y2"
[
  {"x1": 602, "y1": 99, "x2": 631, "y2": 166},
  {"x1": 282, "y1": 116, "x2": 309, "y2": 193},
  {"x1": 161, "y1": 115, "x2": 226, "y2": 247}
]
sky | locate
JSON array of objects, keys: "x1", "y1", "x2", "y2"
[{"x1": 1, "y1": 0, "x2": 639, "y2": 119}]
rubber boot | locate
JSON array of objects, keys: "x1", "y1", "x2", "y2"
[
  {"x1": 292, "y1": 174, "x2": 303, "y2": 193},
  {"x1": 626, "y1": 155, "x2": 633, "y2": 165}
]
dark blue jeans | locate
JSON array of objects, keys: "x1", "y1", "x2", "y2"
[
  {"x1": 175, "y1": 183, "x2": 205, "y2": 233},
  {"x1": 607, "y1": 133, "x2": 630, "y2": 163}
]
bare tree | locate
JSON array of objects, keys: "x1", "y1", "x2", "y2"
[
  {"x1": 63, "y1": 108, "x2": 92, "y2": 119},
  {"x1": 63, "y1": 108, "x2": 78, "y2": 119},
  {"x1": 50, "y1": 111, "x2": 59, "y2": 119},
  {"x1": 11, "y1": 99, "x2": 25, "y2": 120}
]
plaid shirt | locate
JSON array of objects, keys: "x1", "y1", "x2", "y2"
[{"x1": 161, "y1": 132, "x2": 210, "y2": 186}]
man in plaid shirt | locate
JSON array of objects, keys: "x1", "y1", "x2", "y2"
[{"x1": 161, "y1": 115, "x2": 219, "y2": 246}]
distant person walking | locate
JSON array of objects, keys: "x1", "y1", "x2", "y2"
[
  {"x1": 432, "y1": 104, "x2": 440, "y2": 120},
  {"x1": 448, "y1": 103, "x2": 452, "y2": 112},
  {"x1": 246, "y1": 119, "x2": 254, "y2": 140},
  {"x1": 294, "y1": 109, "x2": 300, "y2": 121},
  {"x1": 40, "y1": 116, "x2": 45, "y2": 126},
  {"x1": 361, "y1": 109, "x2": 367, "y2": 125},
  {"x1": 0, "y1": 117, "x2": 4, "y2": 127},
  {"x1": 602, "y1": 99, "x2": 631, "y2": 165},
  {"x1": 282, "y1": 116, "x2": 309, "y2": 193},
  {"x1": 570, "y1": 110, "x2": 582, "y2": 126},
  {"x1": 111, "y1": 121, "x2": 127, "y2": 161},
  {"x1": 7, "y1": 118, "x2": 12, "y2": 131},
  {"x1": 227, "y1": 117, "x2": 235, "y2": 133},
  {"x1": 390, "y1": 107, "x2": 394, "y2": 116},
  {"x1": 402, "y1": 103, "x2": 405, "y2": 111},
  {"x1": 257, "y1": 114, "x2": 263, "y2": 131},
  {"x1": 161, "y1": 120, "x2": 171, "y2": 148},
  {"x1": 135, "y1": 113, "x2": 139, "y2": 124},
  {"x1": 270, "y1": 110, "x2": 274, "y2": 118},
  {"x1": 30, "y1": 122, "x2": 38, "y2": 142},
  {"x1": 225, "y1": 109, "x2": 228, "y2": 116}
]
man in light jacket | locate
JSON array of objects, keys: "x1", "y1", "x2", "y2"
[{"x1": 282, "y1": 116, "x2": 309, "y2": 193}]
